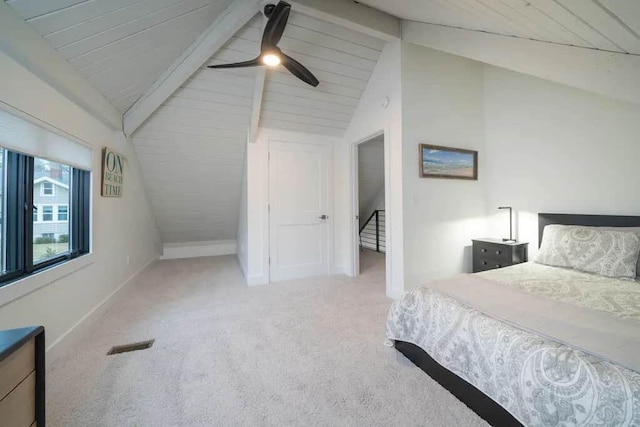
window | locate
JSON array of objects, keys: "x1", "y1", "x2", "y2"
[
  {"x1": 58, "y1": 205, "x2": 68, "y2": 221},
  {"x1": 34, "y1": 159, "x2": 70, "y2": 263},
  {"x1": 0, "y1": 148, "x2": 90, "y2": 285},
  {"x1": 42, "y1": 205, "x2": 53, "y2": 222},
  {"x1": 0, "y1": 149, "x2": 5, "y2": 276},
  {"x1": 41, "y1": 181, "x2": 54, "y2": 196}
]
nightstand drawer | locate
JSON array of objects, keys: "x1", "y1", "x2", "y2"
[
  {"x1": 473, "y1": 243, "x2": 511, "y2": 262},
  {"x1": 471, "y1": 238, "x2": 529, "y2": 273},
  {"x1": 474, "y1": 257, "x2": 509, "y2": 272}
]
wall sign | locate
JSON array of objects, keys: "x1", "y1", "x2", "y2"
[{"x1": 101, "y1": 148, "x2": 125, "y2": 197}]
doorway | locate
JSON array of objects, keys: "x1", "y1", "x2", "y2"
[
  {"x1": 268, "y1": 140, "x2": 332, "y2": 282},
  {"x1": 354, "y1": 133, "x2": 386, "y2": 277}
]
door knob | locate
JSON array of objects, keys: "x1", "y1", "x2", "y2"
[{"x1": 318, "y1": 215, "x2": 328, "y2": 220}]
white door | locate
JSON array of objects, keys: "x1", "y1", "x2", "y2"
[{"x1": 269, "y1": 141, "x2": 331, "y2": 282}]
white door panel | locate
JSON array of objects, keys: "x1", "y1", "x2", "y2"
[{"x1": 269, "y1": 141, "x2": 330, "y2": 282}]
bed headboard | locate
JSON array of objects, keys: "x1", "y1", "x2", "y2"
[{"x1": 538, "y1": 213, "x2": 640, "y2": 247}]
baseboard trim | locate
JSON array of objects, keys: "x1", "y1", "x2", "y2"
[
  {"x1": 247, "y1": 275, "x2": 268, "y2": 286},
  {"x1": 160, "y1": 240, "x2": 237, "y2": 260},
  {"x1": 45, "y1": 256, "x2": 157, "y2": 365},
  {"x1": 237, "y1": 253, "x2": 248, "y2": 280}
]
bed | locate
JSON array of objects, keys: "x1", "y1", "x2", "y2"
[{"x1": 386, "y1": 213, "x2": 640, "y2": 427}]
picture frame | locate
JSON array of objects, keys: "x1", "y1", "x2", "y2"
[
  {"x1": 419, "y1": 143, "x2": 478, "y2": 180},
  {"x1": 101, "y1": 148, "x2": 125, "y2": 197}
]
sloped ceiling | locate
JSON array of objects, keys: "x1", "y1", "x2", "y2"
[
  {"x1": 257, "y1": 11, "x2": 385, "y2": 136},
  {"x1": 358, "y1": 0, "x2": 640, "y2": 54},
  {"x1": 6, "y1": 0, "x2": 234, "y2": 112},
  {"x1": 133, "y1": 12, "x2": 386, "y2": 243},
  {"x1": 203, "y1": 10, "x2": 385, "y2": 136},
  {"x1": 132, "y1": 17, "x2": 259, "y2": 243}
]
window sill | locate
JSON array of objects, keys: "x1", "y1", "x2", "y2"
[{"x1": 0, "y1": 254, "x2": 95, "y2": 308}]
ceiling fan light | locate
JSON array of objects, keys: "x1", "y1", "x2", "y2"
[{"x1": 262, "y1": 53, "x2": 281, "y2": 67}]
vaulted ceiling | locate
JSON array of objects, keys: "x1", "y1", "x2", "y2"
[
  {"x1": 5, "y1": 0, "x2": 389, "y2": 244},
  {"x1": 131, "y1": 17, "x2": 259, "y2": 243},
  {"x1": 131, "y1": 9, "x2": 386, "y2": 242},
  {"x1": 9, "y1": 0, "x2": 636, "y2": 245},
  {"x1": 359, "y1": 0, "x2": 640, "y2": 55},
  {"x1": 6, "y1": 0, "x2": 234, "y2": 112}
]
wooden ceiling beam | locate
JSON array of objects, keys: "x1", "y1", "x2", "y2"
[{"x1": 123, "y1": 0, "x2": 263, "y2": 136}]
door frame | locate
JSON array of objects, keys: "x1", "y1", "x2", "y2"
[
  {"x1": 268, "y1": 138, "x2": 334, "y2": 282},
  {"x1": 350, "y1": 128, "x2": 391, "y2": 290}
]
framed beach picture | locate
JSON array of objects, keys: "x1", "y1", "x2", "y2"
[{"x1": 419, "y1": 144, "x2": 478, "y2": 180}]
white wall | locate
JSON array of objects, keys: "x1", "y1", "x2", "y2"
[
  {"x1": 337, "y1": 40, "x2": 403, "y2": 298},
  {"x1": 0, "y1": 51, "x2": 160, "y2": 357},
  {"x1": 245, "y1": 128, "x2": 340, "y2": 286},
  {"x1": 237, "y1": 149, "x2": 249, "y2": 278},
  {"x1": 401, "y1": 43, "x2": 487, "y2": 291},
  {"x1": 483, "y1": 66, "x2": 640, "y2": 257}
]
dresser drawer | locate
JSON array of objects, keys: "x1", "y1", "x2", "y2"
[
  {"x1": 0, "y1": 339, "x2": 34, "y2": 401},
  {"x1": 0, "y1": 371, "x2": 36, "y2": 427}
]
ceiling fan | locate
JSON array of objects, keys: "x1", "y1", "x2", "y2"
[{"x1": 207, "y1": 1, "x2": 319, "y2": 87}]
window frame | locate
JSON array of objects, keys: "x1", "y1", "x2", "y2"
[
  {"x1": 41, "y1": 205, "x2": 53, "y2": 222},
  {"x1": 41, "y1": 181, "x2": 54, "y2": 197},
  {"x1": 57, "y1": 205, "x2": 68, "y2": 222},
  {"x1": 0, "y1": 149, "x2": 90, "y2": 285}
]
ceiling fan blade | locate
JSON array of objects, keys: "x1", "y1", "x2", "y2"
[
  {"x1": 280, "y1": 53, "x2": 319, "y2": 87},
  {"x1": 262, "y1": 1, "x2": 291, "y2": 50},
  {"x1": 207, "y1": 57, "x2": 262, "y2": 69}
]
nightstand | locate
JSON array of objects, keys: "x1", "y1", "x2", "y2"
[{"x1": 472, "y1": 238, "x2": 528, "y2": 273}]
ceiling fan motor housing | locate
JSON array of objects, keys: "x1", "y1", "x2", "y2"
[
  {"x1": 208, "y1": 1, "x2": 319, "y2": 87},
  {"x1": 264, "y1": 3, "x2": 276, "y2": 17}
]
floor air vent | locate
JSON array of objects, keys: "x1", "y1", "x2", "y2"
[{"x1": 107, "y1": 339, "x2": 155, "y2": 355}]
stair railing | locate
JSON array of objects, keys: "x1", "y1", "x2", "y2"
[{"x1": 359, "y1": 210, "x2": 385, "y2": 253}]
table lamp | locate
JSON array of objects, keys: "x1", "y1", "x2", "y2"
[{"x1": 498, "y1": 206, "x2": 515, "y2": 242}]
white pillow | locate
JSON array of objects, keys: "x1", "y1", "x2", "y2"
[
  {"x1": 600, "y1": 227, "x2": 640, "y2": 278},
  {"x1": 536, "y1": 225, "x2": 640, "y2": 279}
]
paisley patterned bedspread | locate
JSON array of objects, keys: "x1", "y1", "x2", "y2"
[{"x1": 385, "y1": 262, "x2": 640, "y2": 426}]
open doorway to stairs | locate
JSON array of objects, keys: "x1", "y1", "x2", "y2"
[{"x1": 354, "y1": 133, "x2": 386, "y2": 277}]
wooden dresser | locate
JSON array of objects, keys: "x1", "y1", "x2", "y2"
[
  {"x1": 0, "y1": 327, "x2": 45, "y2": 427},
  {"x1": 472, "y1": 238, "x2": 529, "y2": 273}
]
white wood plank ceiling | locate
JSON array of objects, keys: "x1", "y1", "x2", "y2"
[
  {"x1": 358, "y1": 0, "x2": 640, "y2": 55},
  {"x1": 6, "y1": 0, "x2": 234, "y2": 112},
  {"x1": 204, "y1": 11, "x2": 385, "y2": 137},
  {"x1": 130, "y1": 12, "x2": 384, "y2": 243},
  {"x1": 132, "y1": 25, "x2": 258, "y2": 242}
]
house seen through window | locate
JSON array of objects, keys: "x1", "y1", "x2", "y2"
[
  {"x1": 33, "y1": 158, "x2": 70, "y2": 264},
  {"x1": 0, "y1": 148, "x2": 5, "y2": 276}
]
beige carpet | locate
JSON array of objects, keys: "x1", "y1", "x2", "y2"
[{"x1": 47, "y1": 251, "x2": 487, "y2": 426}]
